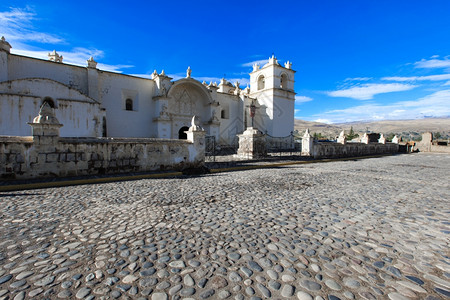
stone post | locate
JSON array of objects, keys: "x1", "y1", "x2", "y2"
[
  {"x1": 392, "y1": 135, "x2": 399, "y2": 144},
  {"x1": 361, "y1": 133, "x2": 369, "y2": 144},
  {"x1": 418, "y1": 132, "x2": 433, "y2": 152},
  {"x1": 28, "y1": 102, "x2": 63, "y2": 145},
  {"x1": 378, "y1": 133, "x2": 386, "y2": 144},
  {"x1": 186, "y1": 116, "x2": 206, "y2": 166},
  {"x1": 337, "y1": 130, "x2": 347, "y2": 144},
  {"x1": 301, "y1": 128, "x2": 313, "y2": 156},
  {"x1": 236, "y1": 127, "x2": 267, "y2": 159},
  {"x1": 87, "y1": 57, "x2": 100, "y2": 102},
  {"x1": 0, "y1": 36, "x2": 11, "y2": 83}
]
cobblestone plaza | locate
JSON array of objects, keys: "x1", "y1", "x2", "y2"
[{"x1": 0, "y1": 153, "x2": 449, "y2": 299}]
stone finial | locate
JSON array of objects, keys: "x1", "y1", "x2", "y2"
[
  {"x1": 189, "y1": 115, "x2": 203, "y2": 132},
  {"x1": 252, "y1": 63, "x2": 260, "y2": 72},
  {"x1": 303, "y1": 128, "x2": 311, "y2": 138},
  {"x1": 151, "y1": 70, "x2": 158, "y2": 79},
  {"x1": 220, "y1": 78, "x2": 227, "y2": 86},
  {"x1": 0, "y1": 36, "x2": 12, "y2": 53},
  {"x1": 361, "y1": 133, "x2": 369, "y2": 144},
  {"x1": 186, "y1": 66, "x2": 192, "y2": 78},
  {"x1": 269, "y1": 55, "x2": 278, "y2": 65},
  {"x1": 202, "y1": 80, "x2": 207, "y2": 85},
  {"x1": 33, "y1": 102, "x2": 61, "y2": 125},
  {"x1": 337, "y1": 130, "x2": 347, "y2": 144},
  {"x1": 392, "y1": 135, "x2": 399, "y2": 144},
  {"x1": 284, "y1": 61, "x2": 292, "y2": 69},
  {"x1": 48, "y1": 50, "x2": 63, "y2": 63},
  {"x1": 87, "y1": 56, "x2": 97, "y2": 68},
  {"x1": 234, "y1": 81, "x2": 241, "y2": 95},
  {"x1": 378, "y1": 133, "x2": 386, "y2": 144},
  {"x1": 28, "y1": 102, "x2": 63, "y2": 142},
  {"x1": 160, "y1": 70, "x2": 166, "y2": 76}
]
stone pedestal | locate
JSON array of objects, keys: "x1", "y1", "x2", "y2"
[
  {"x1": 337, "y1": 130, "x2": 347, "y2": 144},
  {"x1": 361, "y1": 133, "x2": 369, "y2": 144},
  {"x1": 301, "y1": 128, "x2": 313, "y2": 156},
  {"x1": 185, "y1": 116, "x2": 206, "y2": 166},
  {"x1": 236, "y1": 127, "x2": 266, "y2": 159},
  {"x1": 28, "y1": 102, "x2": 63, "y2": 145}
]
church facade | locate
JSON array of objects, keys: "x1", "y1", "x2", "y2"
[{"x1": 0, "y1": 37, "x2": 295, "y2": 146}]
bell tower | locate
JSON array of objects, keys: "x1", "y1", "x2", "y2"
[{"x1": 249, "y1": 55, "x2": 295, "y2": 137}]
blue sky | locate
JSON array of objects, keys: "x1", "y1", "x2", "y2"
[{"x1": 1, "y1": 0, "x2": 449, "y2": 123}]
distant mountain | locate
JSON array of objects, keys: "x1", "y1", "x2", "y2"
[{"x1": 294, "y1": 117, "x2": 450, "y2": 140}]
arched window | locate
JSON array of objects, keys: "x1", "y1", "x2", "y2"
[
  {"x1": 257, "y1": 75, "x2": 265, "y2": 90},
  {"x1": 42, "y1": 97, "x2": 55, "y2": 108},
  {"x1": 125, "y1": 98, "x2": 133, "y2": 111},
  {"x1": 280, "y1": 73, "x2": 288, "y2": 89},
  {"x1": 178, "y1": 126, "x2": 189, "y2": 139}
]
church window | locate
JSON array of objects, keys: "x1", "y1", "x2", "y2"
[
  {"x1": 221, "y1": 109, "x2": 229, "y2": 119},
  {"x1": 178, "y1": 126, "x2": 189, "y2": 139},
  {"x1": 42, "y1": 97, "x2": 55, "y2": 108},
  {"x1": 257, "y1": 75, "x2": 265, "y2": 90},
  {"x1": 280, "y1": 73, "x2": 288, "y2": 89},
  {"x1": 125, "y1": 98, "x2": 133, "y2": 111}
]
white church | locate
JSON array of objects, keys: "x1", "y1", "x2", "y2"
[{"x1": 0, "y1": 37, "x2": 296, "y2": 146}]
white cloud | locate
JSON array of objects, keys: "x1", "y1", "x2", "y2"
[
  {"x1": 241, "y1": 59, "x2": 269, "y2": 67},
  {"x1": 314, "y1": 119, "x2": 332, "y2": 124},
  {"x1": 382, "y1": 74, "x2": 450, "y2": 82},
  {"x1": 415, "y1": 58, "x2": 450, "y2": 69},
  {"x1": 314, "y1": 90, "x2": 450, "y2": 123},
  {"x1": 11, "y1": 48, "x2": 133, "y2": 73},
  {"x1": 1, "y1": 7, "x2": 133, "y2": 73},
  {"x1": 344, "y1": 77, "x2": 372, "y2": 81},
  {"x1": 443, "y1": 81, "x2": 450, "y2": 86},
  {"x1": 327, "y1": 83, "x2": 417, "y2": 100},
  {"x1": 295, "y1": 95, "x2": 313, "y2": 103},
  {"x1": 0, "y1": 7, "x2": 64, "y2": 45},
  {"x1": 294, "y1": 109, "x2": 301, "y2": 115}
]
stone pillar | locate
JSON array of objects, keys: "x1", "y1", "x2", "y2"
[
  {"x1": 378, "y1": 133, "x2": 386, "y2": 144},
  {"x1": 392, "y1": 135, "x2": 399, "y2": 144},
  {"x1": 337, "y1": 130, "x2": 347, "y2": 144},
  {"x1": 186, "y1": 116, "x2": 206, "y2": 166},
  {"x1": 237, "y1": 127, "x2": 267, "y2": 159},
  {"x1": 28, "y1": 102, "x2": 63, "y2": 145},
  {"x1": 419, "y1": 132, "x2": 433, "y2": 152},
  {"x1": 361, "y1": 133, "x2": 369, "y2": 144},
  {"x1": 0, "y1": 36, "x2": 11, "y2": 82},
  {"x1": 87, "y1": 57, "x2": 99, "y2": 102},
  {"x1": 301, "y1": 128, "x2": 313, "y2": 156}
]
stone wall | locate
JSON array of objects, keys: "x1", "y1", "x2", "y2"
[
  {"x1": 416, "y1": 132, "x2": 450, "y2": 153},
  {"x1": 309, "y1": 142, "x2": 399, "y2": 159},
  {"x1": 301, "y1": 129, "x2": 399, "y2": 159},
  {"x1": 0, "y1": 136, "x2": 204, "y2": 180},
  {"x1": 0, "y1": 104, "x2": 206, "y2": 180}
]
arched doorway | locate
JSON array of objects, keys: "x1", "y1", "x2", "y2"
[{"x1": 178, "y1": 126, "x2": 189, "y2": 139}]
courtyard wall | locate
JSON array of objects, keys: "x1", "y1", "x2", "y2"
[{"x1": 310, "y1": 142, "x2": 399, "y2": 159}]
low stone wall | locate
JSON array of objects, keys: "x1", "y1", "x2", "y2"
[
  {"x1": 0, "y1": 130, "x2": 208, "y2": 181},
  {"x1": 430, "y1": 145, "x2": 450, "y2": 153},
  {"x1": 415, "y1": 132, "x2": 450, "y2": 153},
  {"x1": 310, "y1": 142, "x2": 399, "y2": 159},
  {"x1": 0, "y1": 135, "x2": 205, "y2": 180},
  {"x1": 301, "y1": 129, "x2": 399, "y2": 159}
]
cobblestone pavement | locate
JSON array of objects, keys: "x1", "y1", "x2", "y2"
[{"x1": 0, "y1": 153, "x2": 449, "y2": 300}]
